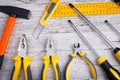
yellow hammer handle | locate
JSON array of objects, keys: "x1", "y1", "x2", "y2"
[
  {"x1": 65, "y1": 53, "x2": 76, "y2": 80},
  {"x1": 79, "y1": 52, "x2": 97, "y2": 80},
  {"x1": 40, "y1": 0, "x2": 61, "y2": 26},
  {"x1": 23, "y1": 56, "x2": 32, "y2": 80},
  {"x1": 52, "y1": 56, "x2": 61, "y2": 80},
  {"x1": 11, "y1": 56, "x2": 22, "y2": 80},
  {"x1": 41, "y1": 56, "x2": 50, "y2": 80}
]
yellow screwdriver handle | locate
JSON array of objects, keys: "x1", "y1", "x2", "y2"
[
  {"x1": 52, "y1": 56, "x2": 61, "y2": 80},
  {"x1": 40, "y1": 0, "x2": 61, "y2": 26},
  {"x1": 11, "y1": 56, "x2": 22, "y2": 80},
  {"x1": 97, "y1": 57, "x2": 120, "y2": 80},
  {"x1": 79, "y1": 52, "x2": 97, "y2": 80},
  {"x1": 41, "y1": 56, "x2": 50, "y2": 80},
  {"x1": 65, "y1": 53, "x2": 76, "y2": 80},
  {"x1": 114, "y1": 48, "x2": 120, "y2": 61},
  {"x1": 23, "y1": 56, "x2": 32, "y2": 80}
]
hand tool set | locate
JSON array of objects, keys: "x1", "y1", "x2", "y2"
[
  {"x1": 0, "y1": 0, "x2": 120, "y2": 80},
  {"x1": 68, "y1": 3, "x2": 120, "y2": 62},
  {"x1": 0, "y1": 6, "x2": 31, "y2": 70},
  {"x1": 68, "y1": 19, "x2": 120, "y2": 80}
]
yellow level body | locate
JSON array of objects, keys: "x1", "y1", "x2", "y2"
[{"x1": 51, "y1": 2, "x2": 120, "y2": 17}]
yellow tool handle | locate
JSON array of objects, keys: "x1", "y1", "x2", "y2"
[
  {"x1": 40, "y1": 0, "x2": 60, "y2": 26},
  {"x1": 114, "y1": 48, "x2": 120, "y2": 61},
  {"x1": 23, "y1": 56, "x2": 32, "y2": 80},
  {"x1": 41, "y1": 56, "x2": 50, "y2": 80},
  {"x1": 51, "y1": 56, "x2": 61, "y2": 80},
  {"x1": 97, "y1": 57, "x2": 120, "y2": 80},
  {"x1": 11, "y1": 56, "x2": 22, "y2": 80},
  {"x1": 65, "y1": 53, "x2": 76, "y2": 80},
  {"x1": 51, "y1": 2, "x2": 120, "y2": 17},
  {"x1": 79, "y1": 52, "x2": 97, "y2": 80}
]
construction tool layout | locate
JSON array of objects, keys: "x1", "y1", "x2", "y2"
[
  {"x1": 68, "y1": 20, "x2": 120, "y2": 80},
  {"x1": 68, "y1": 3, "x2": 120, "y2": 62},
  {"x1": 0, "y1": 6, "x2": 31, "y2": 69}
]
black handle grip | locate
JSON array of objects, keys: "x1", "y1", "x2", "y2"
[
  {"x1": 56, "y1": 63, "x2": 61, "y2": 80},
  {"x1": 100, "y1": 60, "x2": 120, "y2": 80},
  {"x1": 0, "y1": 55, "x2": 4, "y2": 70},
  {"x1": 27, "y1": 66, "x2": 32, "y2": 80}
]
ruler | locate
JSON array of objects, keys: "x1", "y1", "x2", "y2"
[{"x1": 50, "y1": 2, "x2": 120, "y2": 17}]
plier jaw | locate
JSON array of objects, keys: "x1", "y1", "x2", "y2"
[
  {"x1": 72, "y1": 43, "x2": 81, "y2": 54},
  {"x1": 46, "y1": 37, "x2": 55, "y2": 56},
  {"x1": 17, "y1": 34, "x2": 28, "y2": 58}
]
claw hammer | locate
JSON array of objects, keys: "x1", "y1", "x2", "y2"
[{"x1": 0, "y1": 6, "x2": 31, "y2": 69}]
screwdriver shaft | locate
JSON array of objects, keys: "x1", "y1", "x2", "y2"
[
  {"x1": 69, "y1": 3, "x2": 116, "y2": 49},
  {"x1": 68, "y1": 20, "x2": 100, "y2": 58},
  {"x1": 105, "y1": 20, "x2": 120, "y2": 36}
]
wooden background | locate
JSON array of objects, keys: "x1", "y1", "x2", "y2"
[{"x1": 0, "y1": 0, "x2": 120, "y2": 80}]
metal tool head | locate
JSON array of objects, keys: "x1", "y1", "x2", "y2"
[
  {"x1": 46, "y1": 37, "x2": 55, "y2": 55},
  {"x1": 0, "y1": 6, "x2": 31, "y2": 19},
  {"x1": 72, "y1": 43, "x2": 81, "y2": 54},
  {"x1": 17, "y1": 34, "x2": 28, "y2": 57}
]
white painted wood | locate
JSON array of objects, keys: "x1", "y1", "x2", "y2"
[{"x1": 0, "y1": 0, "x2": 120, "y2": 80}]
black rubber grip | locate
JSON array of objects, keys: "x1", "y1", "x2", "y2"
[
  {"x1": 100, "y1": 60, "x2": 120, "y2": 80},
  {"x1": 65, "y1": 56, "x2": 74, "y2": 80},
  {"x1": 0, "y1": 55, "x2": 4, "y2": 70},
  {"x1": 10, "y1": 66, "x2": 15, "y2": 80},
  {"x1": 0, "y1": 6, "x2": 31, "y2": 19},
  {"x1": 48, "y1": 3, "x2": 56, "y2": 13},
  {"x1": 114, "y1": 47, "x2": 120, "y2": 54},
  {"x1": 56, "y1": 63, "x2": 61, "y2": 80},
  {"x1": 27, "y1": 66, "x2": 32, "y2": 80},
  {"x1": 41, "y1": 64, "x2": 45, "y2": 80}
]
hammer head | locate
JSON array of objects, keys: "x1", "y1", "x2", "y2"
[{"x1": 0, "y1": 6, "x2": 31, "y2": 19}]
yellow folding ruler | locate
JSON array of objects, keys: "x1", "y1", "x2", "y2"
[{"x1": 50, "y1": 2, "x2": 120, "y2": 17}]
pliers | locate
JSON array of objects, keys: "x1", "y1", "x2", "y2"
[
  {"x1": 10, "y1": 34, "x2": 32, "y2": 80},
  {"x1": 41, "y1": 37, "x2": 61, "y2": 80},
  {"x1": 65, "y1": 43, "x2": 97, "y2": 80}
]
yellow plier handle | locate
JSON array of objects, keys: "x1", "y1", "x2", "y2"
[
  {"x1": 51, "y1": 56, "x2": 61, "y2": 80},
  {"x1": 11, "y1": 56, "x2": 32, "y2": 80},
  {"x1": 42, "y1": 56, "x2": 61, "y2": 80},
  {"x1": 41, "y1": 56, "x2": 50, "y2": 80},
  {"x1": 23, "y1": 56, "x2": 32, "y2": 80},
  {"x1": 65, "y1": 53, "x2": 76, "y2": 80},
  {"x1": 11, "y1": 56, "x2": 22, "y2": 80},
  {"x1": 79, "y1": 52, "x2": 97, "y2": 80}
]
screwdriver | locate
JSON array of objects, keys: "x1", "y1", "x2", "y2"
[
  {"x1": 32, "y1": 0, "x2": 60, "y2": 39},
  {"x1": 69, "y1": 3, "x2": 120, "y2": 62},
  {"x1": 104, "y1": 20, "x2": 120, "y2": 37},
  {"x1": 68, "y1": 19, "x2": 120, "y2": 80}
]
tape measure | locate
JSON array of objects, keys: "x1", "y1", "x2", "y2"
[{"x1": 51, "y1": 2, "x2": 120, "y2": 17}]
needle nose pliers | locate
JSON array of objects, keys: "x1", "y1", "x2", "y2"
[
  {"x1": 41, "y1": 37, "x2": 61, "y2": 80},
  {"x1": 10, "y1": 34, "x2": 32, "y2": 80},
  {"x1": 65, "y1": 43, "x2": 97, "y2": 80}
]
